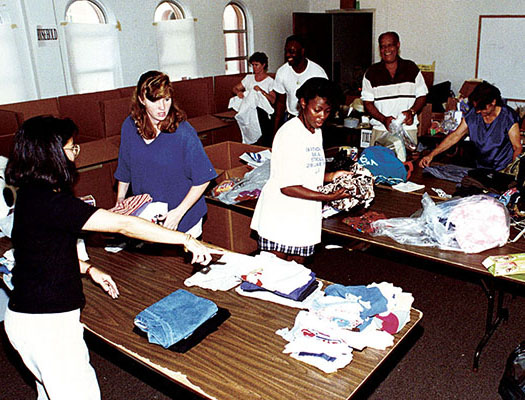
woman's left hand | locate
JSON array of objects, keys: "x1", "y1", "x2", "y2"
[
  {"x1": 183, "y1": 235, "x2": 223, "y2": 265},
  {"x1": 326, "y1": 187, "x2": 351, "y2": 201},
  {"x1": 88, "y1": 267, "x2": 119, "y2": 299},
  {"x1": 161, "y1": 208, "x2": 184, "y2": 230}
]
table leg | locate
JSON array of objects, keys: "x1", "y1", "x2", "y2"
[{"x1": 473, "y1": 279, "x2": 508, "y2": 371}]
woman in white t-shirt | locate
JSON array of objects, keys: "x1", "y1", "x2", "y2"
[
  {"x1": 251, "y1": 77, "x2": 351, "y2": 265},
  {"x1": 232, "y1": 52, "x2": 276, "y2": 146}
]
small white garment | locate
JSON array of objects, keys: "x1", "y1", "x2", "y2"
[
  {"x1": 288, "y1": 350, "x2": 353, "y2": 374},
  {"x1": 276, "y1": 310, "x2": 355, "y2": 373},
  {"x1": 184, "y1": 252, "x2": 256, "y2": 291},
  {"x1": 229, "y1": 90, "x2": 274, "y2": 144},
  {"x1": 136, "y1": 201, "x2": 168, "y2": 223},
  {"x1": 239, "y1": 150, "x2": 272, "y2": 168},
  {"x1": 392, "y1": 181, "x2": 425, "y2": 193},
  {"x1": 337, "y1": 324, "x2": 395, "y2": 351},
  {"x1": 240, "y1": 252, "x2": 313, "y2": 295},
  {"x1": 77, "y1": 239, "x2": 89, "y2": 261}
]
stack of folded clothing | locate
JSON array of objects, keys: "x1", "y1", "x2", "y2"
[
  {"x1": 238, "y1": 252, "x2": 318, "y2": 302},
  {"x1": 134, "y1": 289, "x2": 227, "y2": 352},
  {"x1": 276, "y1": 282, "x2": 413, "y2": 373}
]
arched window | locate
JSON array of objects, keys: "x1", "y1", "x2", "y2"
[
  {"x1": 154, "y1": 1, "x2": 185, "y2": 21},
  {"x1": 61, "y1": 0, "x2": 122, "y2": 93},
  {"x1": 65, "y1": 0, "x2": 106, "y2": 24},
  {"x1": 154, "y1": 1, "x2": 198, "y2": 80},
  {"x1": 223, "y1": 2, "x2": 248, "y2": 74}
]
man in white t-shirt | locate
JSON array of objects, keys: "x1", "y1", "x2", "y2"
[{"x1": 272, "y1": 35, "x2": 328, "y2": 135}]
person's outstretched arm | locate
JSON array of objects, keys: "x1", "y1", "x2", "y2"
[
  {"x1": 419, "y1": 118, "x2": 469, "y2": 168},
  {"x1": 82, "y1": 209, "x2": 221, "y2": 264}
]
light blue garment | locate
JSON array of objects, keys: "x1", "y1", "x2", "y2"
[
  {"x1": 134, "y1": 289, "x2": 218, "y2": 349},
  {"x1": 0, "y1": 288, "x2": 9, "y2": 322},
  {"x1": 324, "y1": 284, "x2": 388, "y2": 331}
]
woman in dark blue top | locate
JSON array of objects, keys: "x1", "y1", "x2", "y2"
[
  {"x1": 115, "y1": 71, "x2": 217, "y2": 236},
  {"x1": 4, "y1": 116, "x2": 218, "y2": 399},
  {"x1": 420, "y1": 82, "x2": 521, "y2": 171}
]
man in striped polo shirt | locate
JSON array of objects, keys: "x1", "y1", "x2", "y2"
[{"x1": 361, "y1": 31, "x2": 428, "y2": 161}]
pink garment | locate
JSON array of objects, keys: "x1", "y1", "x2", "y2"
[
  {"x1": 448, "y1": 197, "x2": 509, "y2": 253},
  {"x1": 376, "y1": 313, "x2": 400, "y2": 335}
]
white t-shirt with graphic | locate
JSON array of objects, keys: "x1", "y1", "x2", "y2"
[
  {"x1": 251, "y1": 117, "x2": 325, "y2": 247},
  {"x1": 273, "y1": 59, "x2": 328, "y2": 116}
]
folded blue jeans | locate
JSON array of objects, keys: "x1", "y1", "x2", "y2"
[{"x1": 134, "y1": 289, "x2": 218, "y2": 348}]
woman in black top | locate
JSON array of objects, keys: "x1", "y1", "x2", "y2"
[{"x1": 4, "y1": 115, "x2": 219, "y2": 399}]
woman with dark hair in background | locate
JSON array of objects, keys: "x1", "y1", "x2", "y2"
[
  {"x1": 250, "y1": 77, "x2": 351, "y2": 265},
  {"x1": 232, "y1": 52, "x2": 275, "y2": 103},
  {"x1": 232, "y1": 52, "x2": 276, "y2": 146},
  {"x1": 3, "y1": 115, "x2": 218, "y2": 399},
  {"x1": 115, "y1": 70, "x2": 216, "y2": 237},
  {"x1": 420, "y1": 81, "x2": 522, "y2": 171}
]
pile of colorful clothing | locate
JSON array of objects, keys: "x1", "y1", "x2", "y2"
[{"x1": 276, "y1": 282, "x2": 414, "y2": 373}]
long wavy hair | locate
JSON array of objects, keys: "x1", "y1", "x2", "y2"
[
  {"x1": 6, "y1": 115, "x2": 77, "y2": 191},
  {"x1": 130, "y1": 71, "x2": 186, "y2": 140}
]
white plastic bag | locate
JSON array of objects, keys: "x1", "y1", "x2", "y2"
[{"x1": 370, "y1": 193, "x2": 510, "y2": 253}]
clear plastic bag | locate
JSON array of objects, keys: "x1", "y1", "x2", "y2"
[
  {"x1": 389, "y1": 114, "x2": 417, "y2": 152},
  {"x1": 217, "y1": 160, "x2": 271, "y2": 205},
  {"x1": 374, "y1": 114, "x2": 416, "y2": 161},
  {"x1": 370, "y1": 193, "x2": 510, "y2": 253}
]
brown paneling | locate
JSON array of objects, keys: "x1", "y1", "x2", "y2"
[
  {"x1": 58, "y1": 89, "x2": 121, "y2": 141},
  {"x1": 118, "y1": 85, "x2": 135, "y2": 99},
  {"x1": 0, "y1": 98, "x2": 60, "y2": 120},
  {"x1": 73, "y1": 162, "x2": 116, "y2": 209},
  {"x1": 212, "y1": 123, "x2": 241, "y2": 144},
  {"x1": 213, "y1": 73, "x2": 246, "y2": 113},
  {"x1": 0, "y1": 109, "x2": 22, "y2": 136},
  {"x1": 172, "y1": 77, "x2": 214, "y2": 118},
  {"x1": 100, "y1": 97, "x2": 130, "y2": 138},
  {"x1": 0, "y1": 134, "x2": 15, "y2": 157}
]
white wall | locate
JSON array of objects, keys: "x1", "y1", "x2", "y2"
[
  {"x1": 7, "y1": 0, "x2": 308, "y2": 101},
  {"x1": 309, "y1": 0, "x2": 525, "y2": 97},
  {"x1": 9, "y1": 0, "x2": 524, "y2": 103}
]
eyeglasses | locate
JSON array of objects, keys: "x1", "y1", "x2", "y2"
[{"x1": 64, "y1": 144, "x2": 80, "y2": 157}]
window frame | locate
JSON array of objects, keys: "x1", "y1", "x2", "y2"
[
  {"x1": 154, "y1": 1, "x2": 185, "y2": 22},
  {"x1": 223, "y1": 2, "x2": 249, "y2": 74},
  {"x1": 65, "y1": 0, "x2": 107, "y2": 24}
]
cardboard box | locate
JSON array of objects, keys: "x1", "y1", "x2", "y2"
[
  {"x1": 458, "y1": 79, "x2": 482, "y2": 99},
  {"x1": 202, "y1": 141, "x2": 269, "y2": 254},
  {"x1": 204, "y1": 140, "x2": 268, "y2": 181}
]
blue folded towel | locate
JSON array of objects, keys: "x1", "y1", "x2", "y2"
[{"x1": 134, "y1": 289, "x2": 218, "y2": 349}]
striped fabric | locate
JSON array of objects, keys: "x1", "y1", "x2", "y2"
[{"x1": 109, "y1": 194, "x2": 152, "y2": 216}]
